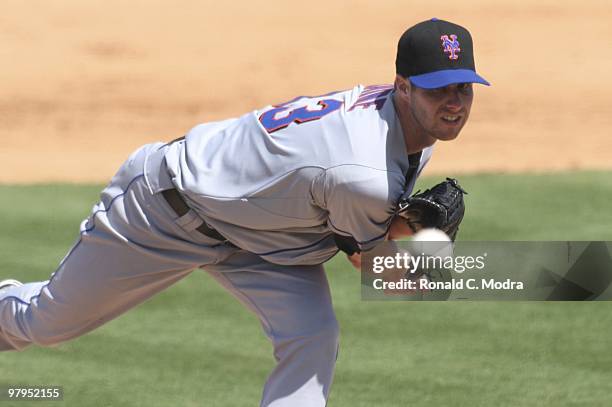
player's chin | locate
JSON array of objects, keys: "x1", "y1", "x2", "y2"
[
  {"x1": 434, "y1": 119, "x2": 465, "y2": 140},
  {"x1": 433, "y1": 128, "x2": 462, "y2": 141}
]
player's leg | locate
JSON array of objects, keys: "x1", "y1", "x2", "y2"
[
  {"x1": 205, "y1": 251, "x2": 339, "y2": 407},
  {"x1": 0, "y1": 228, "x2": 205, "y2": 350},
  {"x1": 0, "y1": 143, "x2": 235, "y2": 351}
]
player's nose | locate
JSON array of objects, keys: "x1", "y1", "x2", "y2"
[{"x1": 443, "y1": 89, "x2": 463, "y2": 112}]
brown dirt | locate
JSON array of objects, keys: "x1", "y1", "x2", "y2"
[{"x1": 2, "y1": 0, "x2": 611, "y2": 183}]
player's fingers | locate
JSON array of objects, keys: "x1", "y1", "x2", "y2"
[
  {"x1": 387, "y1": 216, "x2": 415, "y2": 240},
  {"x1": 347, "y1": 252, "x2": 362, "y2": 269}
]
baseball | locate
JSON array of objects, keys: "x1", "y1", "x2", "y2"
[
  {"x1": 410, "y1": 228, "x2": 453, "y2": 258},
  {"x1": 412, "y1": 228, "x2": 451, "y2": 242}
]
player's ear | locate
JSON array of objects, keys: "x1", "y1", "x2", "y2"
[{"x1": 394, "y1": 75, "x2": 411, "y2": 96}]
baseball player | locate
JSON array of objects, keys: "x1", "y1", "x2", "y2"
[{"x1": 0, "y1": 18, "x2": 488, "y2": 406}]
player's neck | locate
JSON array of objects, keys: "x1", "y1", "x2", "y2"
[{"x1": 392, "y1": 91, "x2": 436, "y2": 155}]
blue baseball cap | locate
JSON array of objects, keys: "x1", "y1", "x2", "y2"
[{"x1": 395, "y1": 18, "x2": 490, "y2": 89}]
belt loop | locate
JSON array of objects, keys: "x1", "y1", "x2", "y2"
[
  {"x1": 144, "y1": 144, "x2": 175, "y2": 194},
  {"x1": 161, "y1": 188, "x2": 234, "y2": 246}
]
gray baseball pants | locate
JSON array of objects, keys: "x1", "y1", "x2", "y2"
[{"x1": 0, "y1": 143, "x2": 339, "y2": 406}]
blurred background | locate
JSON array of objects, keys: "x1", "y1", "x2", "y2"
[{"x1": 1, "y1": 0, "x2": 611, "y2": 182}]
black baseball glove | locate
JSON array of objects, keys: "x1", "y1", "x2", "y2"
[{"x1": 397, "y1": 178, "x2": 467, "y2": 241}]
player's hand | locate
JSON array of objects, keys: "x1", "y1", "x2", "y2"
[
  {"x1": 387, "y1": 216, "x2": 415, "y2": 241},
  {"x1": 347, "y1": 252, "x2": 362, "y2": 269}
]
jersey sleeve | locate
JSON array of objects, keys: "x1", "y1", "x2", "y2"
[{"x1": 311, "y1": 165, "x2": 397, "y2": 252}]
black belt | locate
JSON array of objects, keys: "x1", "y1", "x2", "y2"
[{"x1": 161, "y1": 188, "x2": 232, "y2": 244}]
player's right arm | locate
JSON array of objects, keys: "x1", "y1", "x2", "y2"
[
  {"x1": 344, "y1": 215, "x2": 415, "y2": 270},
  {"x1": 387, "y1": 215, "x2": 416, "y2": 241}
]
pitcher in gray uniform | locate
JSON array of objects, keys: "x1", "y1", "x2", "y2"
[{"x1": 0, "y1": 18, "x2": 489, "y2": 406}]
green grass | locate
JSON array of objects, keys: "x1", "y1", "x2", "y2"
[{"x1": 1, "y1": 172, "x2": 612, "y2": 407}]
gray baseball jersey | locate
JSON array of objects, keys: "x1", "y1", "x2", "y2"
[{"x1": 164, "y1": 84, "x2": 433, "y2": 265}]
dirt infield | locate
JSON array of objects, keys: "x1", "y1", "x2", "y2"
[{"x1": 2, "y1": 1, "x2": 611, "y2": 183}]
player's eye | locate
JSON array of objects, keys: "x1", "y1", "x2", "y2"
[
  {"x1": 457, "y1": 83, "x2": 472, "y2": 94},
  {"x1": 426, "y1": 87, "x2": 444, "y2": 95}
]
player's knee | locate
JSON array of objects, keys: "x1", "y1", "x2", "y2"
[
  {"x1": 301, "y1": 317, "x2": 340, "y2": 350},
  {"x1": 272, "y1": 323, "x2": 339, "y2": 366},
  {"x1": 274, "y1": 316, "x2": 339, "y2": 349},
  {"x1": 316, "y1": 321, "x2": 340, "y2": 360},
  {"x1": 320, "y1": 318, "x2": 340, "y2": 343}
]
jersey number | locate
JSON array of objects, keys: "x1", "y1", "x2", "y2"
[{"x1": 258, "y1": 98, "x2": 343, "y2": 133}]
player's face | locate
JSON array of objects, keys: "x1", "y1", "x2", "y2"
[
  {"x1": 409, "y1": 83, "x2": 474, "y2": 141},
  {"x1": 395, "y1": 77, "x2": 474, "y2": 143}
]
